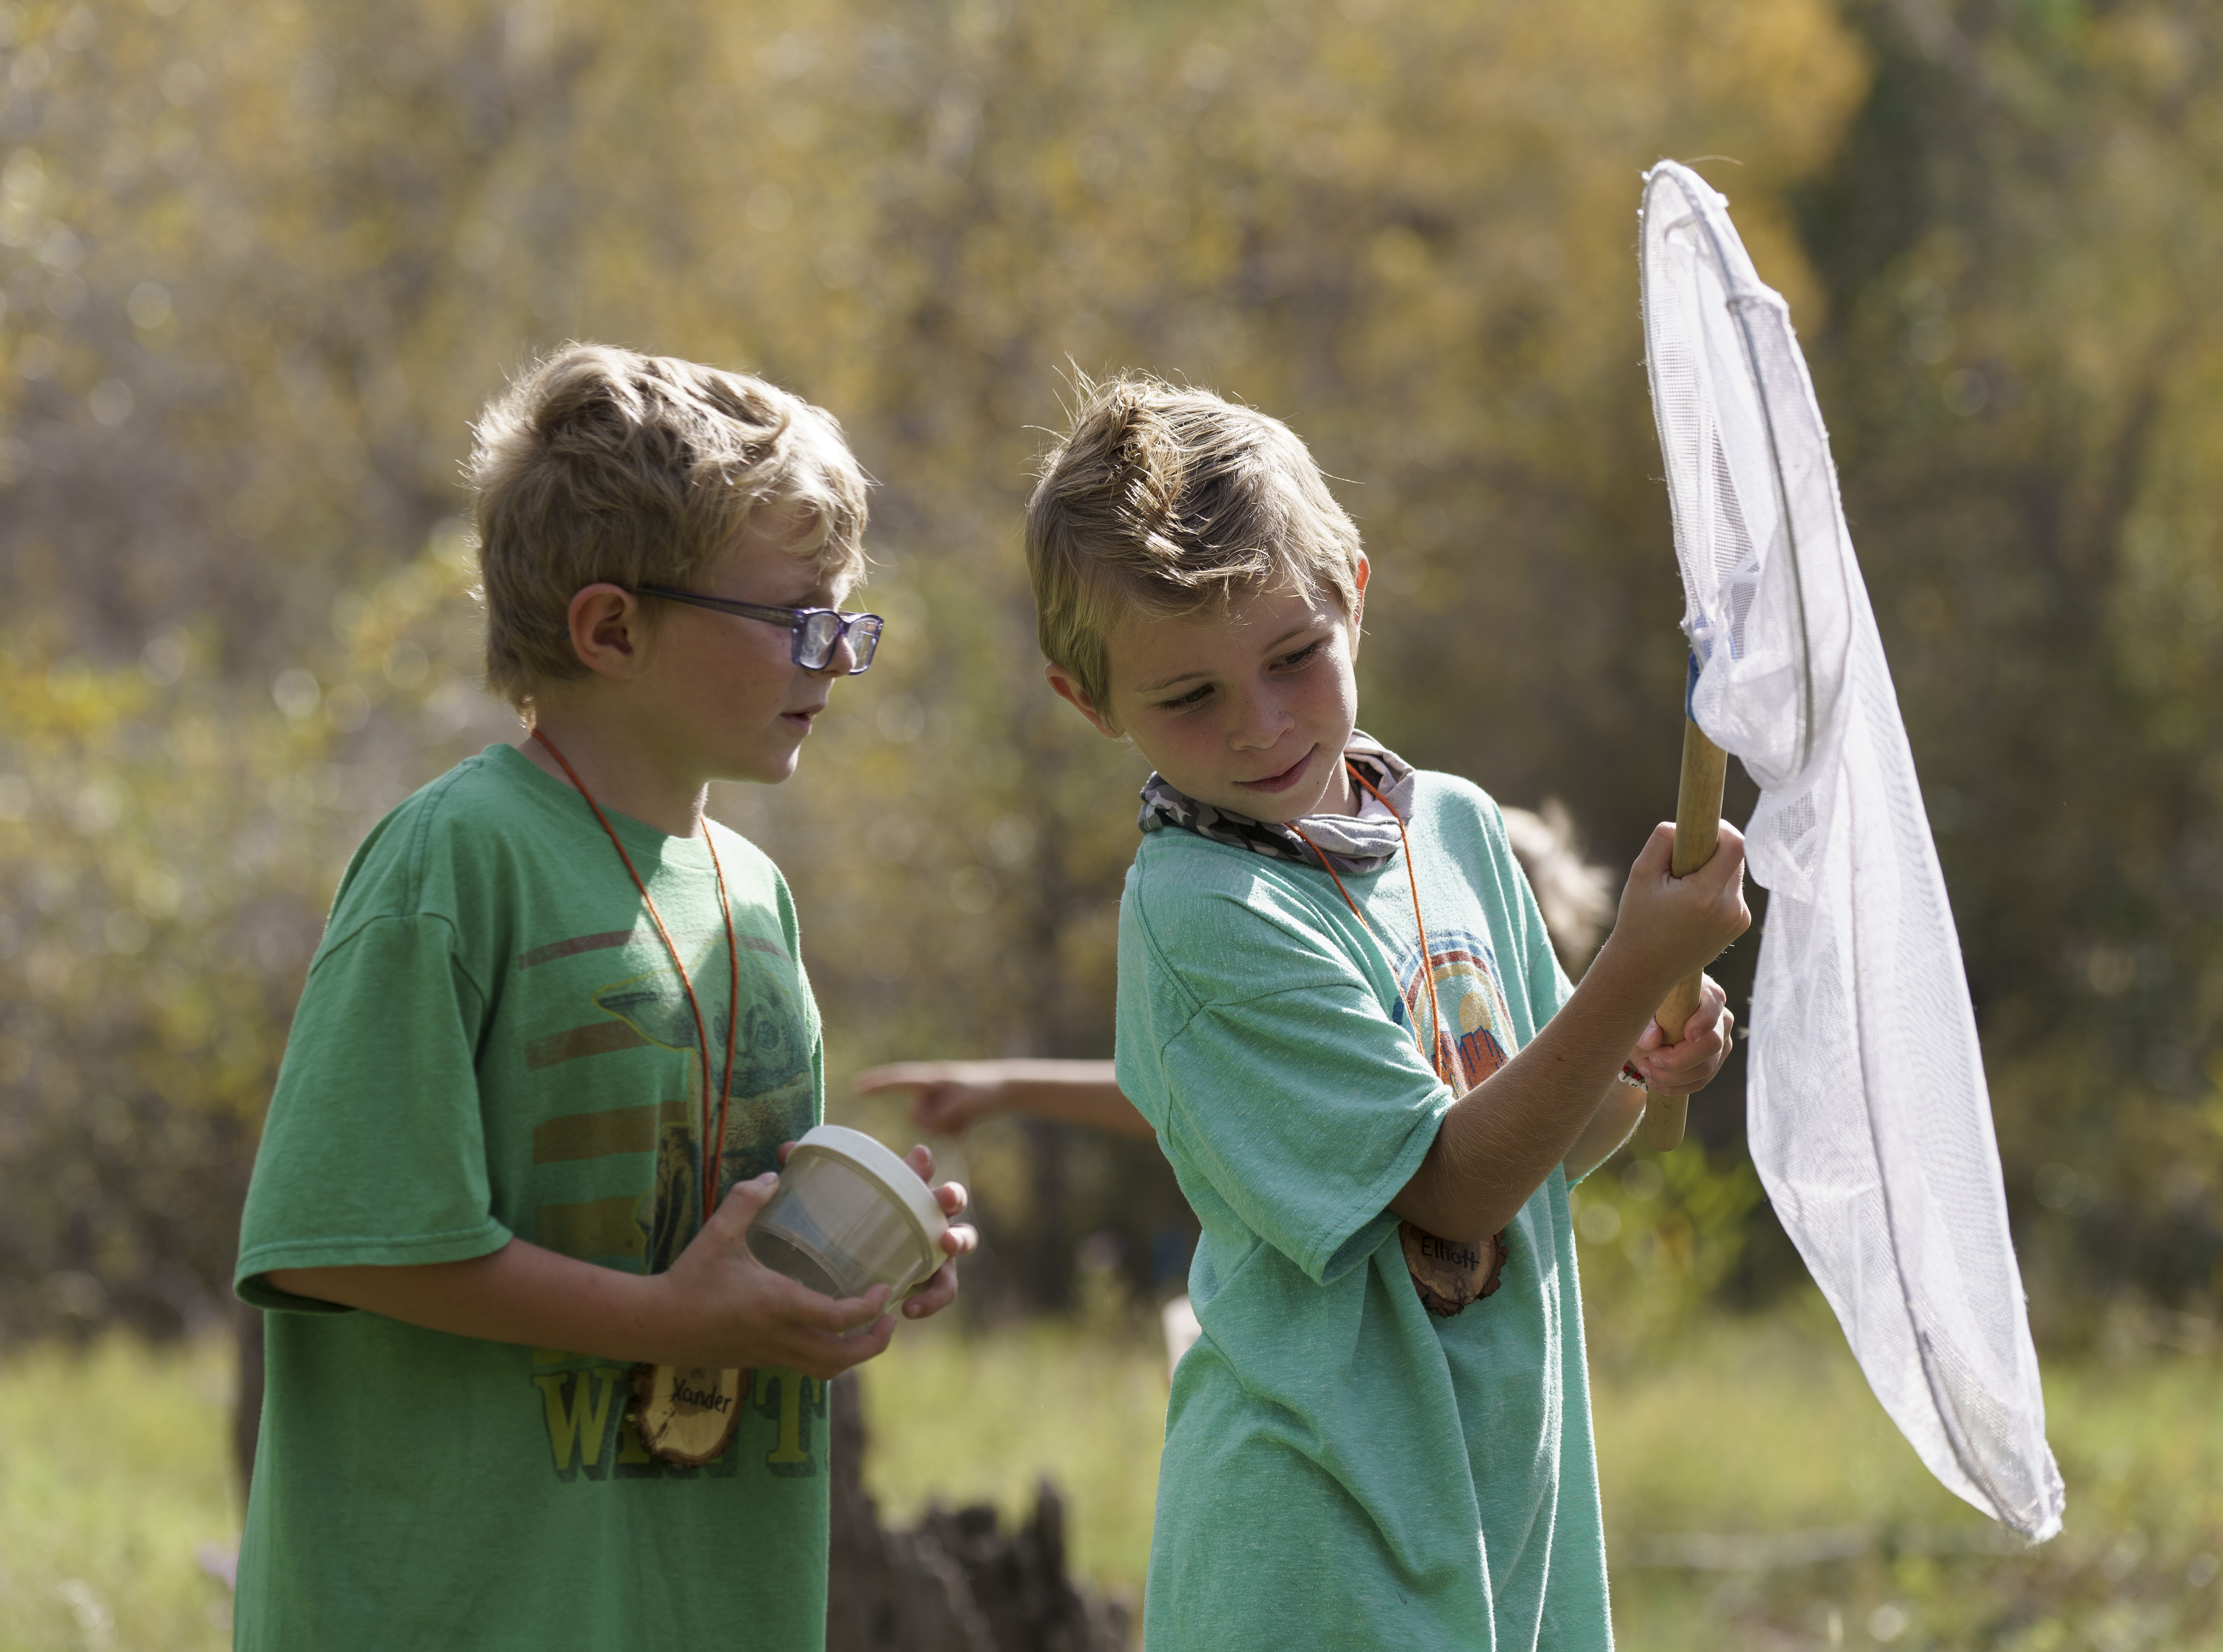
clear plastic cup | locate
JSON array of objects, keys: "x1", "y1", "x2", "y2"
[{"x1": 746, "y1": 1124, "x2": 948, "y2": 1318}]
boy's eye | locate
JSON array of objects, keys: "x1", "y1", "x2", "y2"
[
  {"x1": 1160, "y1": 684, "x2": 1213, "y2": 709},
  {"x1": 1277, "y1": 639, "x2": 1327, "y2": 668}
]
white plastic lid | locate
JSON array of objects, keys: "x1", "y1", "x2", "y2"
[{"x1": 787, "y1": 1124, "x2": 948, "y2": 1253}]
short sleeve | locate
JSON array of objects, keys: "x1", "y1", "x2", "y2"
[
  {"x1": 235, "y1": 914, "x2": 511, "y2": 1312},
  {"x1": 1482, "y1": 798, "x2": 1577, "y2": 1032},
  {"x1": 1524, "y1": 895, "x2": 1576, "y2": 1030},
  {"x1": 1153, "y1": 970, "x2": 1455, "y2": 1287}
]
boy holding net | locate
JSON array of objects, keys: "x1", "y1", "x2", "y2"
[
  {"x1": 1026, "y1": 375, "x2": 1746, "y2": 1647},
  {"x1": 230, "y1": 346, "x2": 973, "y2": 1650}
]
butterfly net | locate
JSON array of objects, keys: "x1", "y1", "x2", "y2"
[{"x1": 1638, "y1": 161, "x2": 2064, "y2": 1540}]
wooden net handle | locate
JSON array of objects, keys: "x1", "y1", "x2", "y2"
[{"x1": 1638, "y1": 711, "x2": 1730, "y2": 1151}]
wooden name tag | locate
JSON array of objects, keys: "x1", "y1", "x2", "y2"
[
  {"x1": 629, "y1": 1362, "x2": 744, "y2": 1467},
  {"x1": 1398, "y1": 1221, "x2": 1508, "y2": 1317}
]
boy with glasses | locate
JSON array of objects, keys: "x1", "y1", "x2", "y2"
[{"x1": 231, "y1": 344, "x2": 972, "y2": 1650}]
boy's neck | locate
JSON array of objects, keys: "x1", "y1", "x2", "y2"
[
  {"x1": 517, "y1": 713, "x2": 710, "y2": 839},
  {"x1": 1316, "y1": 757, "x2": 1358, "y2": 818}
]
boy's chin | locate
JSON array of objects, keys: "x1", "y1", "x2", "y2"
[
  {"x1": 715, "y1": 745, "x2": 804, "y2": 788},
  {"x1": 1204, "y1": 782, "x2": 1332, "y2": 824}
]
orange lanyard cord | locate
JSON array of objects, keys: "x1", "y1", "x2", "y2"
[
  {"x1": 1289, "y1": 762, "x2": 1450, "y2": 1085},
  {"x1": 532, "y1": 730, "x2": 739, "y2": 1219}
]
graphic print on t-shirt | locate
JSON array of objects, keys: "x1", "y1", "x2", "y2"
[
  {"x1": 515, "y1": 920, "x2": 822, "y2": 1482},
  {"x1": 526, "y1": 1352, "x2": 827, "y2": 1483},
  {"x1": 1388, "y1": 928, "x2": 1518, "y2": 1093},
  {"x1": 522, "y1": 924, "x2": 815, "y2": 1275},
  {"x1": 595, "y1": 950, "x2": 815, "y2": 1275}
]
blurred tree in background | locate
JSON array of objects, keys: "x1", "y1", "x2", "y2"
[
  {"x1": 1797, "y1": 0, "x2": 2223, "y2": 1338},
  {"x1": 0, "y1": 0, "x2": 2215, "y2": 1341}
]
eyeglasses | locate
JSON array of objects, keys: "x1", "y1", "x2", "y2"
[{"x1": 633, "y1": 585, "x2": 884, "y2": 674}]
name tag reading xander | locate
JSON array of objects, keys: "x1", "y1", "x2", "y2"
[
  {"x1": 1398, "y1": 1221, "x2": 1508, "y2": 1317},
  {"x1": 630, "y1": 1362, "x2": 745, "y2": 1466}
]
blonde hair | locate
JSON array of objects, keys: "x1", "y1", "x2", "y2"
[
  {"x1": 468, "y1": 343, "x2": 869, "y2": 712},
  {"x1": 1025, "y1": 373, "x2": 1364, "y2": 717}
]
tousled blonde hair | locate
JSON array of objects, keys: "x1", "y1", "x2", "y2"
[
  {"x1": 469, "y1": 343, "x2": 869, "y2": 712},
  {"x1": 1024, "y1": 373, "x2": 1364, "y2": 718}
]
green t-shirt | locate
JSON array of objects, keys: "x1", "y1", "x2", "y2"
[
  {"x1": 1116, "y1": 771, "x2": 1611, "y2": 1651},
  {"x1": 233, "y1": 744, "x2": 830, "y2": 1651}
]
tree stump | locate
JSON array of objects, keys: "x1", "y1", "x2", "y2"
[{"x1": 828, "y1": 1375, "x2": 1131, "y2": 1652}]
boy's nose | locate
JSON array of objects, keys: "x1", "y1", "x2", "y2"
[{"x1": 1228, "y1": 689, "x2": 1294, "y2": 750}]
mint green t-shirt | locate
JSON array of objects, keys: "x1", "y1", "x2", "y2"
[
  {"x1": 233, "y1": 745, "x2": 830, "y2": 1651},
  {"x1": 1116, "y1": 771, "x2": 1611, "y2": 1651}
]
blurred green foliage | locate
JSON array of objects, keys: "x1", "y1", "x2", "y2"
[
  {"x1": 1569, "y1": 1143, "x2": 1769, "y2": 1354},
  {"x1": 0, "y1": 0, "x2": 2216, "y2": 1340}
]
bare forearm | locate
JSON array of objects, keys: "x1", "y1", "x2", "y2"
[
  {"x1": 1392, "y1": 943, "x2": 1663, "y2": 1239},
  {"x1": 1563, "y1": 1080, "x2": 1647, "y2": 1186},
  {"x1": 267, "y1": 1161, "x2": 971, "y2": 1381},
  {"x1": 994, "y1": 1061, "x2": 1154, "y2": 1139},
  {"x1": 266, "y1": 1241, "x2": 687, "y2": 1364}
]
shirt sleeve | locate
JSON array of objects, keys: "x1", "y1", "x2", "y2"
[
  {"x1": 1134, "y1": 885, "x2": 1456, "y2": 1286},
  {"x1": 1523, "y1": 886, "x2": 1577, "y2": 1031},
  {"x1": 1469, "y1": 790, "x2": 1577, "y2": 1032},
  {"x1": 1481, "y1": 800, "x2": 1601, "y2": 1185},
  {"x1": 235, "y1": 913, "x2": 511, "y2": 1312}
]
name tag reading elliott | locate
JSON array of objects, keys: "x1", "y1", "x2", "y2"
[{"x1": 1398, "y1": 1221, "x2": 1508, "y2": 1317}]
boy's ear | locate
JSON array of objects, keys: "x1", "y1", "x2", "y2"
[
  {"x1": 1044, "y1": 663, "x2": 1123, "y2": 740},
  {"x1": 567, "y1": 584, "x2": 653, "y2": 681}
]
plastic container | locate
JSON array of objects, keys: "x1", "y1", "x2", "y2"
[{"x1": 747, "y1": 1125, "x2": 948, "y2": 1315}]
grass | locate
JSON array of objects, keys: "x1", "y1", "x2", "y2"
[
  {"x1": 859, "y1": 1288, "x2": 2223, "y2": 1650},
  {"x1": 2, "y1": 1296, "x2": 2217, "y2": 1649},
  {"x1": 0, "y1": 1334, "x2": 237, "y2": 1652},
  {"x1": 1592, "y1": 1296, "x2": 2223, "y2": 1649}
]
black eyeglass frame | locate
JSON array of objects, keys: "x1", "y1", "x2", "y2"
[{"x1": 632, "y1": 584, "x2": 884, "y2": 674}]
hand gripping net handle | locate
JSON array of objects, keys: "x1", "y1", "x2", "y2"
[{"x1": 1638, "y1": 708, "x2": 1729, "y2": 1151}]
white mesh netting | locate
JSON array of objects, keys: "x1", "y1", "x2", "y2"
[{"x1": 1638, "y1": 161, "x2": 2064, "y2": 1541}]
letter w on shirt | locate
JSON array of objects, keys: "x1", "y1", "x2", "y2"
[{"x1": 533, "y1": 1367, "x2": 620, "y2": 1476}]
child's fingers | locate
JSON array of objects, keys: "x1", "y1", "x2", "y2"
[
  {"x1": 938, "y1": 1220, "x2": 978, "y2": 1257},
  {"x1": 904, "y1": 1142, "x2": 938, "y2": 1183},
  {"x1": 776, "y1": 1279, "x2": 892, "y2": 1336},
  {"x1": 1682, "y1": 1004, "x2": 1730, "y2": 1047},
  {"x1": 902, "y1": 1259, "x2": 962, "y2": 1320},
  {"x1": 713, "y1": 1171, "x2": 781, "y2": 1225},
  {"x1": 1634, "y1": 821, "x2": 1678, "y2": 877},
  {"x1": 853, "y1": 1062, "x2": 944, "y2": 1097},
  {"x1": 904, "y1": 1230, "x2": 978, "y2": 1318},
  {"x1": 854, "y1": 1066, "x2": 955, "y2": 1130},
  {"x1": 1639, "y1": 1002, "x2": 1736, "y2": 1094},
  {"x1": 789, "y1": 1315, "x2": 896, "y2": 1379},
  {"x1": 933, "y1": 1180, "x2": 970, "y2": 1219},
  {"x1": 1680, "y1": 976, "x2": 1730, "y2": 1043},
  {"x1": 1698, "y1": 824, "x2": 1751, "y2": 908}
]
